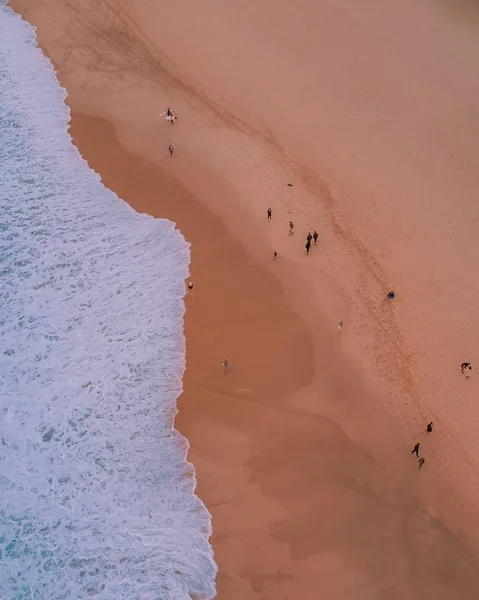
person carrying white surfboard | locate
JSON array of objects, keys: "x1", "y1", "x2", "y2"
[{"x1": 160, "y1": 108, "x2": 178, "y2": 124}]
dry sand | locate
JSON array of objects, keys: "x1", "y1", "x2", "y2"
[{"x1": 11, "y1": 0, "x2": 479, "y2": 597}]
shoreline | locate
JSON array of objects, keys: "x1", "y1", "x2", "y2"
[
  {"x1": 67, "y1": 113, "x2": 318, "y2": 597},
  {"x1": 11, "y1": 0, "x2": 479, "y2": 597}
]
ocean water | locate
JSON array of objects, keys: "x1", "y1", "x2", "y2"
[{"x1": 0, "y1": 5, "x2": 216, "y2": 599}]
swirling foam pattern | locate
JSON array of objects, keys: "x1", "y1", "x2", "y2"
[{"x1": 0, "y1": 5, "x2": 216, "y2": 599}]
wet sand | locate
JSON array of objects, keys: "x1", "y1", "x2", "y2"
[{"x1": 11, "y1": 0, "x2": 479, "y2": 597}]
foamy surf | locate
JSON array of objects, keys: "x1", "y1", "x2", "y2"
[{"x1": 0, "y1": 5, "x2": 216, "y2": 599}]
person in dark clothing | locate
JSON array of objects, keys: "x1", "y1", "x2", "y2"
[
  {"x1": 306, "y1": 232, "x2": 313, "y2": 246},
  {"x1": 267, "y1": 207, "x2": 272, "y2": 221},
  {"x1": 313, "y1": 230, "x2": 319, "y2": 245},
  {"x1": 426, "y1": 422, "x2": 433, "y2": 434},
  {"x1": 305, "y1": 240, "x2": 311, "y2": 254},
  {"x1": 273, "y1": 251, "x2": 278, "y2": 260},
  {"x1": 168, "y1": 144, "x2": 174, "y2": 156},
  {"x1": 387, "y1": 291, "x2": 396, "y2": 300},
  {"x1": 461, "y1": 362, "x2": 472, "y2": 377},
  {"x1": 166, "y1": 107, "x2": 172, "y2": 117},
  {"x1": 289, "y1": 221, "x2": 294, "y2": 235},
  {"x1": 418, "y1": 457, "x2": 425, "y2": 470},
  {"x1": 412, "y1": 442, "x2": 420, "y2": 457}
]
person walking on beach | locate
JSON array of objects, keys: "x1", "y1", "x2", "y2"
[
  {"x1": 305, "y1": 240, "x2": 311, "y2": 255},
  {"x1": 461, "y1": 362, "x2": 472, "y2": 378},
  {"x1": 337, "y1": 320, "x2": 344, "y2": 332},
  {"x1": 418, "y1": 457, "x2": 426, "y2": 470},
  {"x1": 306, "y1": 232, "x2": 313, "y2": 247},
  {"x1": 166, "y1": 107, "x2": 172, "y2": 117},
  {"x1": 222, "y1": 359, "x2": 230, "y2": 374},
  {"x1": 426, "y1": 422, "x2": 433, "y2": 434},
  {"x1": 187, "y1": 281, "x2": 194, "y2": 294},
  {"x1": 289, "y1": 221, "x2": 294, "y2": 235},
  {"x1": 273, "y1": 251, "x2": 278, "y2": 260},
  {"x1": 168, "y1": 144, "x2": 174, "y2": 157},
  {"x1": 313, "y1": 230, "x2": 319, "y2": 245},
  {"x1": 267, "y1": 207, "x2": 272, "y2": 221},
  {"x1": 412, "y1": 442, "x2": 420, "y2": 457}
]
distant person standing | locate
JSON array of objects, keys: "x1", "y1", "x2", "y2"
[
  {"x1": 313, "y1": 230, "x2": 319, "y2": 245},
  {"x1": 168, "y1": 144, "x2": 174, "y2": 157},
  {"x1": 166, "y1": 107, "x2": 172, "y2": 117},
  {"x1": 187, "y1": 281, "x2": 193, "y2": 293},
  {"x1": 222, "y1": 359, "x2": 230, "y2": 374},
  {"x1": 305, "y1": 240, "x2": 311, "y2": 254},
  {"x1": 411, "y1": 442, "x2": 420, "y2": 457},
  {"x1": 289, "y1": 221, "x2": 294, "y2": 235},
  {"x1": 306, "y1": 232, "x2": 313, "y2": 247},
  {"x1": 418, "y1": 457, "x2": 425, "y2": 470},
  {"x1": 273, "y1": 251, "x2": 278, "y2": 260},
  {"x1": 267, "y1": 207, "x2": 272, "y2": 221},
  {"x1": 426, "y1": 422, "x2": 433, "y2": 434},
  {"x1": 337, "y1": 320, "x2": 344, "y2": 332}
]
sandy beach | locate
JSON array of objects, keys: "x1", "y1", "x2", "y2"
[{"x1": 11, "y1": 0, "x2": 479, "y2": 597}]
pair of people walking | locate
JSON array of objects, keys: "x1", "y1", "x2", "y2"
[
  {"x1": 305, "y1": 230, "x2": 319, "y2": 254},
  {"x1": 411, "y1": 443, "x2": 425, "y2": 469}
]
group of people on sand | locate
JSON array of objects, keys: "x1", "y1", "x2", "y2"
[
  {"x1": 183, "y1": 132, "x2": 474, "y2": 472},
  {"x1": 266, "y1": 205, "x2": 476, "y2": 474},
  {"x1": 390, "y1": 298, "x2": 471, "y2": 471},
  {"x1": 266, "y1": 207, "x2": 319, "y2": 259},
  {"x1": 411, "y1": 421, "x2": 434, "y2": 470}
]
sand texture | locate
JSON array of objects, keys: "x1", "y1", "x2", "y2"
[{"x1": 11, "y1": 0, "x2": 479, "y2": 597}]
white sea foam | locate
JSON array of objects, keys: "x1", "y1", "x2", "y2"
[{"x1": 0, "y1": 5, "x2": 216, "y2": 599}]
